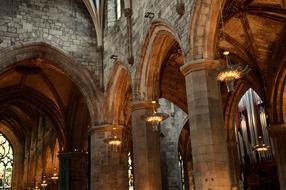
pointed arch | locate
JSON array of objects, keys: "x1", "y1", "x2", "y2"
[
  {"x1": 0, "y1": 42, "x2": 104, "y2": 126},
  {"x1": 269, "y1": 55, "x2": 286, "y2": 124},
  {"x1": 189, "y1": 0, "x2": 223, "y2": 60},
  {"x1": 105, "y1": 62, "x2": 132, "y2": 125},
  {"x1": 134, "y1": 20, "x2": 184, "y2": 102},
  {"x1": 224, "y1": 82, "x2": 264, "y2": 140}
]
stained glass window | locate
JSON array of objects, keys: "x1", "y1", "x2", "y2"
[
  {"x1": 178, "y1": 153, "x2": 186, "y2": 190},
  {"x1": 128, "y1": 152, "x2": 134, "y2": 190},
  {"x1": 0, "y1": 133, "x2": 13, "y2": 190}
]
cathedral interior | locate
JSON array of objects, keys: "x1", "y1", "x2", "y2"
[{"x1": 0, "y1": 0, "x2": 286, "y2": 189}]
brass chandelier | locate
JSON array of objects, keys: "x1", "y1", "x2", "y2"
[
  {"x1": 141, "y1": 100, "x2": 169, "y2": 131},
  {"x1": 214, "y1": 0, "x2": 250, "y2": 92},
  {"x1": 215, "y1": 51, "x2": 250, "y2": 92},
  {"x1": 252, "y1": 136, "x2": 270, "y2": 152},
  {"x1": 106, "y1": 127, "x2": 122, "y2": 152}
]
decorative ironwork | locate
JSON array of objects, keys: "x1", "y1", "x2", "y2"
[
  {"x1": 215, "y1": 51, "x2": 250, "y2": 92},
  {"x1": 141, "y1": 101, "x2": 169, "y2": 131}
]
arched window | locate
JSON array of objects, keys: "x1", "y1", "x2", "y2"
[
  {"x1": 106, "y1": 0, "x2": 122, "y2": 27},
  {"x1": 0, "y1": 133, "x2": 13, "y2": 190},
  {"x1": 178, "y1": 152, "x2": 186, "y2": 190},
  {"x1": 115, "y1": 0, "x2": 122, "y2": 19},
  {"x1": 128, "y1": 152, "x2": 134, "y2": 190}
]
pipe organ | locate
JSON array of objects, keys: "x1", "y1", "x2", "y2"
[{"x1": 235, "y1": 89, "x2": 279, "y2": 189}]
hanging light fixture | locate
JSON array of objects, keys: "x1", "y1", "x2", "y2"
[
  {"x1": 106, "y1": 127, "x2": 122, "y2": 152},
  {"x1": 213, "y1": 0, "x2": 250, "y2": 92},
  {"x1": 40, "y1": 175, "x2": 48, "y2": 189},
  {"x1": 252, "y1": 136, "x2": 270, "y2": 152},
  {"x1": 50, "y1": 167, "x2": 59, "y2": 182},
  {"x1": 215, "y1": 51, "x2": 250, "y2": 92},
  {"x1": 141, "y1": 100, "x2": 169, "y2": 131}
]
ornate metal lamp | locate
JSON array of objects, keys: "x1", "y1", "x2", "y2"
[
  {"x1": 141, "y1": 100, "x2": 169, "y2": 131},
  {"x1": 215, "y1": 51, "x2": 250, "y2": 92},
  {"x1": 40, "y1": 175, "x2": 48, "y2": 189},
  {"x1": 106, "y1": 127, "x2": 122, "y2": 152},
  {"x1": 50, "y1": 167, "x2": 59, "y2": 182},
  {"x1": 252, "y1": 136, "x2": 270, "y2": 152}
]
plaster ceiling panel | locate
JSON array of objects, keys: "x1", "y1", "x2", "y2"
[
  {"x1": 0, "y1": 71, "x2": 22, "y2": 89},
  {"x1": 43, "y1": 68, "x2": 73, "y2": 106},
  {"x1": 24, "y1": 74, "x2": 58, "y2": 106}
]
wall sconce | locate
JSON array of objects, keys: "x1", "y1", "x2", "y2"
[
  {"x1": 110, "y1": 55, "x2": 118, "y2": 60},
  {"x1": 145, "y1": 12, "x2": 155, "y2": 19}
]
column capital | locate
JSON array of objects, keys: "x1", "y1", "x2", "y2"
[
  {"x1": 88, "y1": 124, "x2": 126, "y2": 135},
  {"x1": 180, "y1": 59, "x2": 220, "y2": 76},
  {"x1": 268, "y1": 123, "x2": 286, "y2": 137},
  {"x1": 131, "y1": 100, "x2": 155, "y2": 112}
]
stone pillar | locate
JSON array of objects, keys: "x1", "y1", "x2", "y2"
[
  {"x1": 268, "y1": 124, "x2": 286, "y2": 190},
  {"x1": 180, "y1": 60, "x2": 232, "y2": 190},
  {"x1": 227, "y1": 140, "x2": 241, "y2": 189},
  {"x1": 89, "y1": 124, "x2": 128, "y2": 190},
  {"x1": 58, "y1": 151, "x2": 88, "y2": 190},
  {"x1": 131, "y1": 101, "x2": 162, "y2": 190}
]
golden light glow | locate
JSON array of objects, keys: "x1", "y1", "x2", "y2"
[
  {"x1": 252, "y1": 136, "x2": 270, "y2": 152},
  {"x1": 223, "y1": 51, "x2": 230, "y2": 56},
  {"x1": 108, "y1": 136, "x2": 122, "y2": 146},
  {"x1": 41, "y1": 179, "x2": 48, "y2": 187},
  {"x1": 144, "y1": 114, "x2": 166, "y2": 123},
  {"x1": 51, "y1": 170, "x2": 59, "y2": 181},
  {"x1": 216, "y1": 69, "x2": 241, "y2": 81}
]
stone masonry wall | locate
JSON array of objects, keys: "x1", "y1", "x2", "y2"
[
  {"x1": 103, "y1": 0, "x2": 194, "y2": 87},
  {"x1": 159, "y1": 98, "x2": 188, "y2": 190},
  {"x1": 0, "y1": 0, "x2": 99, "y2": 83}
]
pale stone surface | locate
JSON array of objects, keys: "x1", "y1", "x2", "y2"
[
  {"x1": 132, "y1": 105, "x2": 162, "y2": 190},
  {"x1": 184, "y1": 61, "x2": 232, "y2": 190},
  {"x1": 159, "y1": 98, "x2": 188, "y2": 190},
  {"x1": 89, "y1": 125, "x2": 128, "y2": 190}
]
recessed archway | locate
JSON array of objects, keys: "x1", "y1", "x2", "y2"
[{"x1": 0, "y1": 42, "x2": 103, "y2": 189}]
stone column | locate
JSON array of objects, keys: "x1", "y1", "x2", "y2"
[
  {"x1": 131, "y1": 101, "x2": 162, "y2": 190},
  {"x1": 268, "y1": 124, "x2": 286, "y2": 190},
  {"x1": 58, "y1": 151, "x2": 88, "y2": 190},
  {"x1": 227, "y1": 140, "x2": 241, "y2": 189},
  {"x1": 180, "y1": 60, "x2": 232, "y2": 190},
  {"x1": 89, "y1": 124, "x2": 128, "y2": 190}
]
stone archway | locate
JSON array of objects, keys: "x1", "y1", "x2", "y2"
[
  {"x1": 134, "y1": 20, "x2": 186, "y2": 109},
  {"x1": 0, "y1": 42, "x2": 103, "y2": 126},
  {"x1": 189, "y1": 0, "x2": 223, "y2": 60},
  {"x1": 0, "y1": 42, "x2": 104, "y2": 190},
  {"x1": 105, "y1": 61, "x2": 132, "y2": 125}
]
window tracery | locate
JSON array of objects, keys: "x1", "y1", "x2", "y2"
[{"x1": 0, "y1": 133, "x2": 13, "y2": 190}]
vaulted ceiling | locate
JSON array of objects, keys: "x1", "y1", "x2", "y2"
[
  {"x1": 218, "y1": 0, "x2": 286, "y2": 77},
  {"x1": 0, "y1": 58, "x2": 89, "y2": 145},
  {"x1": 160, "y1": 42, "x2": 187, "y2": 113}
]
